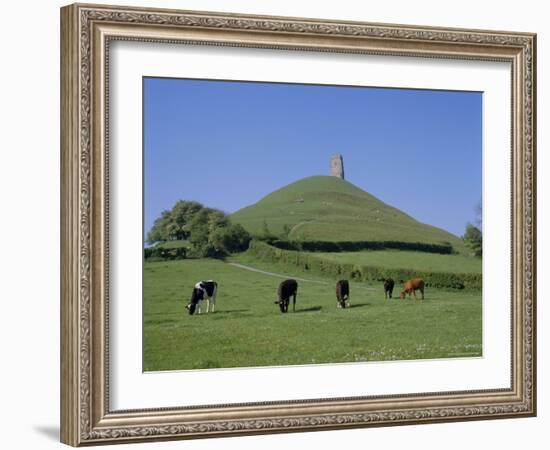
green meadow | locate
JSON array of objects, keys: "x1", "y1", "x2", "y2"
[
  {"x1": 143, "y1": 257, "x2": 482, "y2": 371},
  {"x1": 313, "y1": 250, "x2": 481, "y2": 274}
]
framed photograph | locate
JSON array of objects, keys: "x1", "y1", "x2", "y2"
[{"x1": 60, "y1": 3, "x2": 536, "y2": 446}]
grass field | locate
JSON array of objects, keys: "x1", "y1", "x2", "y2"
[
  {"x1": 231, "y1": 176, "x2": 466, "y2": 252},
  {"x1": 144, "y1": 257, "x2": 482, "y2": 371},
  {"x1": 313, "y1": 250, "x2": 481, "y2": 274}
]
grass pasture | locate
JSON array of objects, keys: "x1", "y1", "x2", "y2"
[
  {"x1": 314, "y1": 250, "x2": 481, "y2": 274},
  {"x1": 144, "y1": 257, "x2": 482, "y2": 372}
]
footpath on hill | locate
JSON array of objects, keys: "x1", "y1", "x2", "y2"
[{"x1": 226, "y1": 262, "x2": 377, "y2": 291}]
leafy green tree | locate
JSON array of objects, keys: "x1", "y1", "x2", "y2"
[
  {"x1": 211, "y1": 224, "x2": 251, "y2": 254},
  {"x1": 146, "y1": 210, "x2": 173, "y2": 244},
  {"x1": 146, "y1": 201, "x2": 204, "y2": 244},
  {"x1": 463, "y1": 223, "x2": 482, "y2": 257},
  {"x1": 188, "y1": 208, "x2": 228, "y2": 237},
  {"x1": 169, "y1": 200, "x2": 203, "y2": 239},
  {"x1": 187, "y1": 208, "x2": 232, "y2": 257},
  {"x1": 148, "y1": 200, "x2": 250, "y2": 258}
]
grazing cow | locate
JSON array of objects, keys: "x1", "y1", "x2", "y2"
[
  {"x1": 400, "y1": 278, "x2": 425, "y2": 300},
  {"x1": 274, "y1": 279, "x2": 298, "y2": 313},
  {"x1": 384, "y1": 278, "x2": 395, "y2": 299},
  {"x1": 336, "y1": 280, "x2": 350, "y2": 308},
  {"x1": 186, "y1": 280, "x2": 218, "y2": 315}
]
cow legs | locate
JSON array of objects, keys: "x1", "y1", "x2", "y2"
[
  {"x1": 211, "y1": 294, "x2": 216, "y2": 313},
  {"x1": 420, "y1": 288, "x2": 424, "y2": 300},
  {"x1": 292, "y1": 293, "x2": 296, "y2": 312},
  {"x1": 281, "y1": 298, "x2": 288, "y2": 313}
]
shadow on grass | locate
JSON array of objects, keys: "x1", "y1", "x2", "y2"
[
  {"x1": 295, "y1": 306, "x2": 323, "y2": 313},
  {"x1": 189, "y1": 309, "x2": 250, "y2": 316},
  {"x1": 347, "y1": 303, "x2": 371, "y2": 309}
]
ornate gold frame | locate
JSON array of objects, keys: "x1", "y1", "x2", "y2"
[{"x1": 60, "y1": 3, "x2": 536, "y2": 446}]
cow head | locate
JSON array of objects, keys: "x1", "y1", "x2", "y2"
[
  {"x1": 186, "y1": 302, "x2": 197, "y2": 315},
  {"x1": 274, "y1": 298, "x2": 288, "y2": 313},
  {"x1": 187, "y1": 288, "x2": 204, "y2": 315},
  {"x1": 400, "y1": 290, "x2": 406, "y2": 299}
]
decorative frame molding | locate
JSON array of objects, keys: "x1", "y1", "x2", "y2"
[{"x1": 60, "y1": 3, "x2": 536, "y2": 446}]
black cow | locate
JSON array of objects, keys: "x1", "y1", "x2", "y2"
[
  {"x1": 274, "y1": 279, "x2": 298, "y2": 313},
  {"x1": 186, "y1": 280, "x2": 218, "y2": 315},
  {"x1": 384, "y1": 278, "x2": 395, "y2": 300},
  {"x1": 336, "y1": 280, "x2": 350, "y2": 308}
]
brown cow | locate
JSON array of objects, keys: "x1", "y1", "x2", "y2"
[{"x1": 400, "y1": 278, "x2": 425, "y2": 300}]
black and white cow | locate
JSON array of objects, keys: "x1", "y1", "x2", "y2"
[
  {"x1": 274, "y1": 279, "x2": 298, "y2": 313},
  {"x1": 336, "y1": 279, "x2": 350, "y2": 308},
  {"x1": 186, "y1": 280, "x2": 218, "y2": 315}
]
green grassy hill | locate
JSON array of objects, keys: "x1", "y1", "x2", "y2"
[{"x1": 230, "y1": 176, "x2": 465, "y2": 251}]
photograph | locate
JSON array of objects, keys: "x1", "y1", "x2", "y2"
[
  {"x1": 57, "y1": 2, "x2": 536, "y2": 446},
  {"x1": 143, "y1": 77, "x2": 483, "y2": 372}
]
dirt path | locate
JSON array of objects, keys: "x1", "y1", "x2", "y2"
[
  {"x1": 288, "y1": 219, "x2": 314, "y2": 238},
  {"x1": 227, "y1": 262, "x2": 328, "y2": 284},
  {"x1": 227, "y1": 262, "x2": 378, "y2": 292}
]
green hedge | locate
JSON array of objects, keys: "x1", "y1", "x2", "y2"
[
  {"x1": 265, "y1": 239, "x2": 454, "y2": 255},
  {"x1": 144, "y1": 246, "x2": 187, "y2": 260},
  {"x1": 249, "y1": 240, "x2": 481, "y2": 290}
]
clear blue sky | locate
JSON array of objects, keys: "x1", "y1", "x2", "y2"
[{"x1": 144, "y1": 77, "x2": 482, "y2": 239}]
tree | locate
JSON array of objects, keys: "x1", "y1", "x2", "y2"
[
  {"x1": 211, "y1": 224, "x2": 251, "y2": 255},
  {"x1": 463, "y1": 223, "x2": 482, "y2": 257},
  {"x1": 146, "y1": 210, "x2": 172, "y2": 244},
  {"x1": 187, "y1": 208, "x2": 228, "y2": 238},
  {"x1": 169, "y1": 200, "x2": 204, "y2": 239},
  {"x1": 187, "y1": 208, "x2": 229, "y2": 257},
  {"x1": 146, "y1": 201, "x2": 204, "y2": 244},
  {"x1": 147, "y1": 200, "x2": 251, "y2": 258}
]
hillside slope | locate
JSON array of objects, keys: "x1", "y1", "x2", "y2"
[{"x1": 230, "y1": 176, "x2": 465, "y2": 251}]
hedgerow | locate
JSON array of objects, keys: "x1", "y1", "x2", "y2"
[
  {"x1": 264, "y1": 239, "x2": 454, "y2": 254},
  {"x1": 248, "y1": 240, "x2": 481, "y2": 290}
]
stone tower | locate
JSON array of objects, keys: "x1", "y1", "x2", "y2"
[{"x1": 330, "y1": 154, "x2": 344, "y2": 179}]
